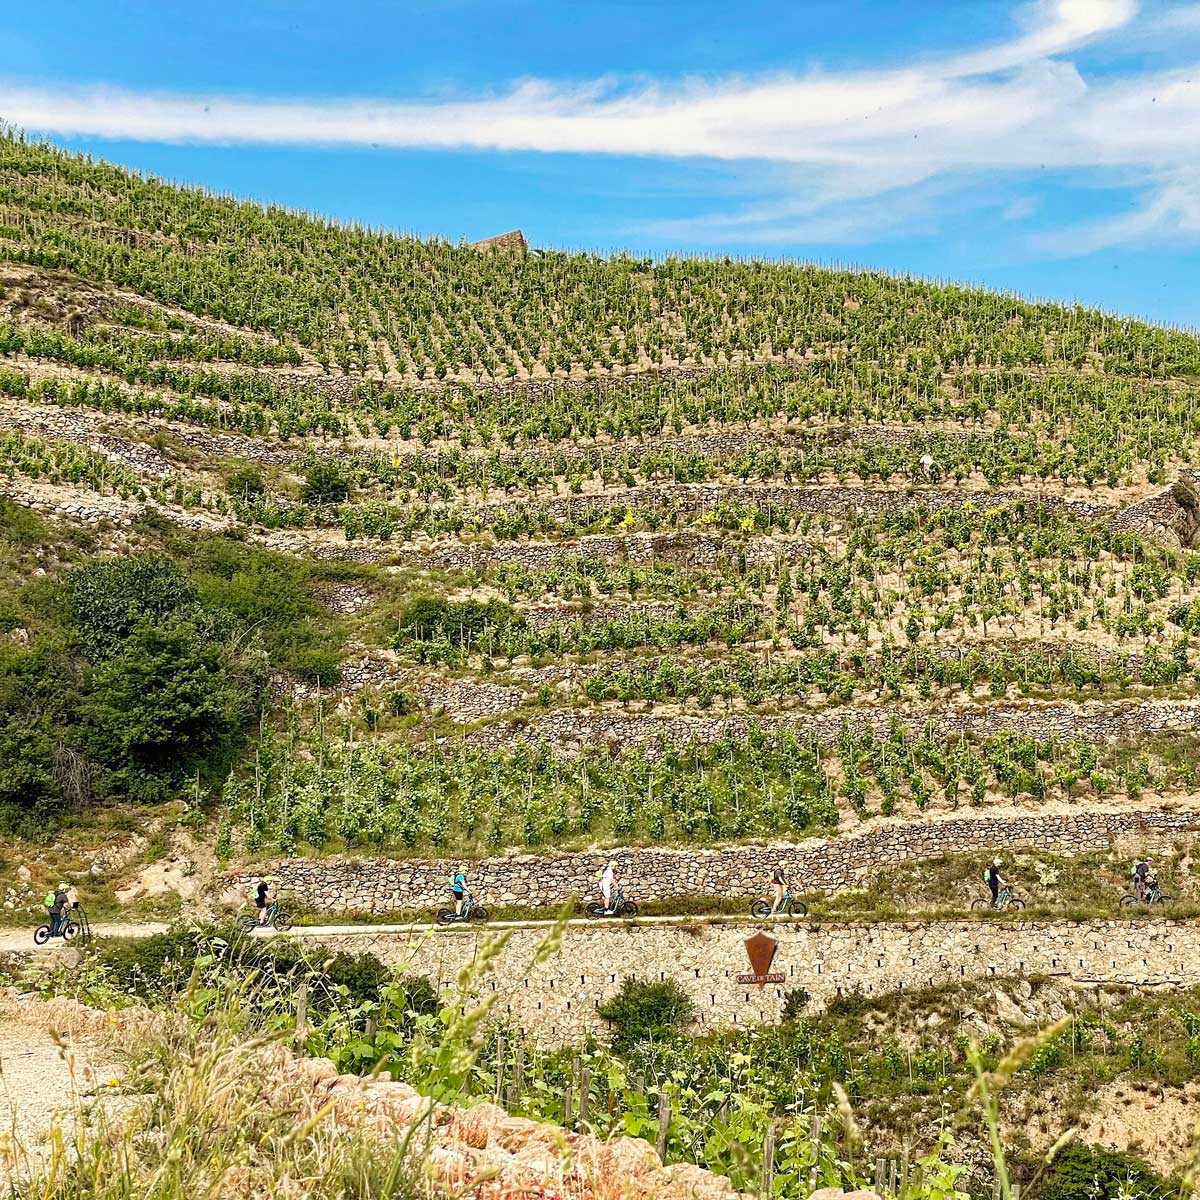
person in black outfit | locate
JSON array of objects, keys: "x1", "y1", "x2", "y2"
[
  {"x1": 254, "y1": 878, "x2": 270, "y2": 925},
  {"x1": 48, "y1": 884, "x2": 69, "y2": 936},
  {"x1": 985, "y1": 859, "x2": 1003, "y2": 907}
]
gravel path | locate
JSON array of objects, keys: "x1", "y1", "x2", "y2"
[
  {"x1": 0, "y1": 922, "x2": 168, "y2": 955},
  {"x1": 0, "y1": 1017, "x2": 120, "y2": 1177}
]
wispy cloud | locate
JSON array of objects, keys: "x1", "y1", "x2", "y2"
[{"x1": 1, "y1": 0, "x2": 1198, "y2": 254}]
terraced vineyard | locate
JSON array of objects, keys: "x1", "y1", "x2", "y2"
[
  {"x1": 1, "y1": 127, "x2": 1199, "y2": 880},
  {"x1": 13, "y1": 129, "x2": 1200, "y2": 1198}
]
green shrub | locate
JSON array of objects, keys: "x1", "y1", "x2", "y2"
[
  {"x1": 395, "y1": 597, "x2": 525, "y2": 647},
  {"x1": 1037, "y1": 1143, "x2": 1173, "y2": 1200},
  {"x1": 322, "y1": 951, "x2": 392, "y2": 1007},
  {"x1": 95, "y1": 924, "x2": 393, "y2": 1018},
  {"x1": 825, "y1": 986, "x2": 869, "y2": 1018},
  {"x1": 225, "y1": 465, "x2": 266, "y2": 500},
  {"x1": 66, "y1": 556, "x2": 197, "y2": 659},
  {"x1": 597, "y1": 977, "x2": 695, "y2": 1051},
  {"x1": 782, "y1": 987, "x2": 811, "y2": 1022},
  {"x1": 96, "y1": 923, "x2": 228, "y2": 998},
  {"x1": 302, "y1": 460, "x2": 350, "y2": 505},
  {"x1": 386, "y1": 688, "x2": 419, "y2": 717},
  {"x1": 82, "y1": 619, "x2": 261, "y2": 781}
]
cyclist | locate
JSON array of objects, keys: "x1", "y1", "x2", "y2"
[
  {"x1": 47, "y1": 883, "x2": 69, "y2": 937},
  {"x1": 599, "y1": 861, "x2": 616, "y2": 914},
  {"x1": 1131, "y1": 857, "x2": 1153, "y2": 902},
  {"x1": 1144, "y1": 863, "x2": 1161, "y2": 902},
  {"x1": 251, "y1": 877, "x2": 270, "y2": 925},
  {"x1": 984, "y1": 859, "x2": 1005, "y2": 909},
  {"x1": 770, "y1": 867, "x2": 788, "y2": 914},
  {"x1": 451, "y1": 868, "x2": 468, "y2": 916}
]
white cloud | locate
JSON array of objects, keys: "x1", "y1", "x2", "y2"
[{"x1": 1, "y1": 0, "x2": 1197, "y2": 254}]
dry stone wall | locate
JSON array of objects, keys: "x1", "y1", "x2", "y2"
[
  {"x1": 473, "y1": 483, "x2": 1111, "y2": 525},
  {"x1": 1112, "y1": 475, "x2": 1200, "y2": 548},
  {"x1": 231, "y1": 806, "x2": 1200, "y2": 914},
  {"x1": 466, "y1": 697, "x2": 1200, "y2": 754},
  {"x1": 0, "y1": 478, "x2": 231, "y2": 534},
  {"x1": 307, "y1": 916, "x2": 1200, "y2": 1044},
  {"x1": 0, "y1": 403, "x2": 174, "y2": 477},
  {"x1": 280, "y1": 649, "x2": 523, "y2": 720},
  {"x1": 382, "y1": 530, "x2": 813, "y2": 572}
]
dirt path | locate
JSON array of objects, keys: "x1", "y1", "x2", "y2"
[
  {"x1": 0, "y1": 922, "x2": 169, "y2": 955},
  {"x1": 0, "y1": 1011, "x2": 121, "y2": 1177}
]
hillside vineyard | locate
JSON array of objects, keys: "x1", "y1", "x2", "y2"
[{"x1": 4, "y1": 127, "x2": 1200, "y2": 873}]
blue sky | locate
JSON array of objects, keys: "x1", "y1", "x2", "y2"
[{"x1": 3, "y1": 1, "x2": 1200, "y2": 326}]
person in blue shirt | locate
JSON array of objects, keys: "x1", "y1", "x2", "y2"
[{"x1": 452, "y1": 868, "x2": 467, "y2": 916}]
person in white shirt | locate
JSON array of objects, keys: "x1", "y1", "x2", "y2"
[{"x1": 599, "y1": 861, "x2": 616, "y2": 912}]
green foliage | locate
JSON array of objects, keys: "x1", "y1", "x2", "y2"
[
  {"x1": 67, "y1": 556, "x2": 198, "y2": 659},
  {"x1": 92, "y1": 923, "x2": 392, "y2": 1017},
  {"x1": 782, "y1": 987, "x2": 811, "y2": 1022},
  {"x1": 0, "y1": 527, "x2": 338, "y2": 821},
  {"x1": 225, "y1": 464, "x2": 266, "y2": 500},
  {"x1": 598, "y1": 976, "x2": 696, "y2": 1051},
  {"x1": 302, "y1": 459, "x2": 350, "y2": 505},
  {"x1": 82, "y1": 619, "x2": 262, "y2": 793},
  {"x1": 95, "y1": 923, "x2": 230, "y2": 999},
  {"x1": 1038, "y1": 1144, "x2": 1174, "y2": 1200},
  {"x1": 395, "y1": 596, "x2": 525, "y2": 649},
  {"x1": 186, "y1": 537, "x2": 341, "y2": 684},
  {"x1": 222, "y1": 721, "x2": 841, "y2": 854}
]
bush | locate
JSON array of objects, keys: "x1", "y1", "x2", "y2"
[
  {"x1": 82, "y1": 619, "x2": 260, "y2": 778},
  {"x1": 97, "y1": 923, "x2": 228, "y2": 998},
  {"x1": 302, "y1": 461, "x2": 350, "y2": 505},
  {"x1": 1037, "y1": 1143, "x2": 1173, "y2": 1200},
  {"x1": 395, "y1": 597, "x2": 525, "y2": 647},
  {"x1": 782, "y1": 987, "x2": 811, "y2": 1022},
  {"x1": 597, "y1": 977, "x2": 695, "y2": 1051},
  {"x1": 386, "y1": 688, "x2": 419, "y2": 717},
  {"x1": 96, "y1": 924, "x2": 393, "y2": 1018},
  {"x1": 825, "y1": 986, "x2": 869, "y2": 1018},
  {"x1": 225, "y1": 465, "x2": 266, "y2": 500},
  {"x1": 323, "y1": 951, "x2": 391, "y2": 1007},
  {"x1": 66, "y1": 556, "x2": 197, "y2": 659}
]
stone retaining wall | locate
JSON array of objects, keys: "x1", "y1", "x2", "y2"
[
  {"x1": 0, "y1": 479, "x2": 230, "y2": 534},
  {"x1": 307, "y1": 916, "x2": 1200, "y2": 1044},
  {"x1": 231, "y1": 806, "x2": 1200, "y2": 914},
  {"x1": 0, "y1": 404, "x2": 174, "y2": 477},
  {"x1": 473, "y1": 483, "x2": 1110, "y2": 524},
  {"x1": 281, "y1": 651, "x2": 523, "y2": 720},
  {"x1": 466, "y1": 697, "x2": 1200, "y2": 753},
  {"x1": 382, "y1": 530, "x2": 812, "y2": 572}
]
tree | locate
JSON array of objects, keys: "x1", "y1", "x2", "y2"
[
  {"x1": 67, "y1": 556, "x2": 197, "y2": 659},
  {"x1": 83, "y1": 620, "x2": 261, "y2": 788}
]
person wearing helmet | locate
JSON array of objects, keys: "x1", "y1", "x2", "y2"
[
  {"x1": 451, "y1": 868, "x2": 468, "y2": 916},
  {"x1": 984, "y1": 859, "x2": 1004, "y2": 908},
  {"x1": 1131, "y1": 857, "x2": 1153, "y2": 902},
  {"x1": 599, "y1": 861, "x2": 616, "y2": 914},
  {"x1": 48, "y1": 883, "x2": 69, "y2": 937},
  {"x1": 770, "y1": 867, "x2": 788, "y2": 914}
]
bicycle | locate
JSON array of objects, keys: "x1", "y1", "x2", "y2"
[
  {"x1": 240, "y1": 901, "x2": 294, "y2": 932},
  {"x1": 33, "y1": 906, "x2": 87, "y2": 946},
  {"x1": 750, "y1": 892, "x2": 808, "y2": 918},
  {"x1": 1121, "y1": 882, "x2": 1174, "y2": 908},
  {"x1": 437, "y1": 892, "x2": 491, "y2": 925},
  {"x1": 971, "y1": 887, "x2": 1025, "y2": 913},
  {"x1": 586, "y1": 889, "x2": 639, "y2": 919}
]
